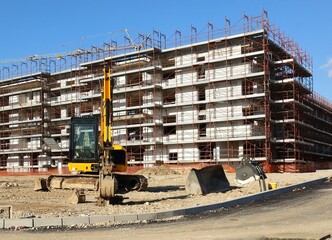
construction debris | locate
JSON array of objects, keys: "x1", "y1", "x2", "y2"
[
  {"x1": 68, "y1": 189, "x2": 86, "y2": 204},
  {"x1": 34, "y1": 178, "x2": 48, "y2": 191}
]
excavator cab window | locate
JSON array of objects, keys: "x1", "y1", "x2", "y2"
[
  {"x1": 69, "y1": 117, "x2": 99, "y2": 163},
  {"x1": 74, "y1": 126, "x2": 95, "y2": 159}
]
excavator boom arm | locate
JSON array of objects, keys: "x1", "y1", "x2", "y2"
[{"x1": 101, "y1": 68, "x2": 112, "y2": 148}]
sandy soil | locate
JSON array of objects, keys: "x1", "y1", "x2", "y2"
[{"x1": 0, "y1": 167, "x2": 331, "y2": 219}]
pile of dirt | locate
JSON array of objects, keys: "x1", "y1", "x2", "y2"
[{"x1": 136, "y1": 165, "x2": 179, "y2": 176}]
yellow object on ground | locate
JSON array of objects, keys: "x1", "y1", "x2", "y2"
[{"x1": 268, "y1": 183, "x2": 278, "y2": 190}]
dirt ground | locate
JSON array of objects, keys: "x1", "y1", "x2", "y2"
[{"x1": 0, "y1": 167, "x2": 331, "y2": 219}]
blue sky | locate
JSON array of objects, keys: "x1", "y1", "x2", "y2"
[{"x1": 1, "y1": 0, "x2": 332, "y2": 100}]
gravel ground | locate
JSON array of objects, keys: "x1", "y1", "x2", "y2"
[{"x1": 0, "y1": 167, "x2": 331, "y2": 219}]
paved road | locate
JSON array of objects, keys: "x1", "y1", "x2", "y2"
[{"x1": 2, "y1": 181, "x2": 332, "y2": 240}]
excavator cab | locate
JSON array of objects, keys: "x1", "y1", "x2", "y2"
[
  {"x1": 68, "y1": 116, "x2": 100, "y2": 173},
  {"x1": 68, "y1": 116, "x2": 127, "y2": 173}
]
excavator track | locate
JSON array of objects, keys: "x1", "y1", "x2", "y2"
[
  {"x1": 37, "y1": 173, "x2": 148, "y2": 193},
  {"x1": 46, "y1": 174, "x2": 99, "y2": 190}
]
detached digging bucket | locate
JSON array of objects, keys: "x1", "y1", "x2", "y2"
[{"x1": 185, "y1": 165, "x2": 230, "y2": 195}]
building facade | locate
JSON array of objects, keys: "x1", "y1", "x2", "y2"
[{"x1": 0, "y1": 14, "x2": 331, "y2": 172}]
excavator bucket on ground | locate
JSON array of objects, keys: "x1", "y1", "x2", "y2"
[{"x1": 185, "y1": 165, "x2": 230, "y2": 195}]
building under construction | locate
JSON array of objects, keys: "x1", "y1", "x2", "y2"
[{"x1": 0, "y1": 13, "x2": 331, "y2": 173}]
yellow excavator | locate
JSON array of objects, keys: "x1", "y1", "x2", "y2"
[{"x1": 36, "y1": 68, "x2": 147, "y2": 205}]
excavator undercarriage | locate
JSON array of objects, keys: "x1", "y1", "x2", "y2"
[{"x1": 35, "y1": 173, "x2": 147, "y2": 192}]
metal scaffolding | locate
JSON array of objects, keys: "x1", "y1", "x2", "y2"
[{"x1": 0, "y1": 11, "x2": 331, "y2": 173}]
